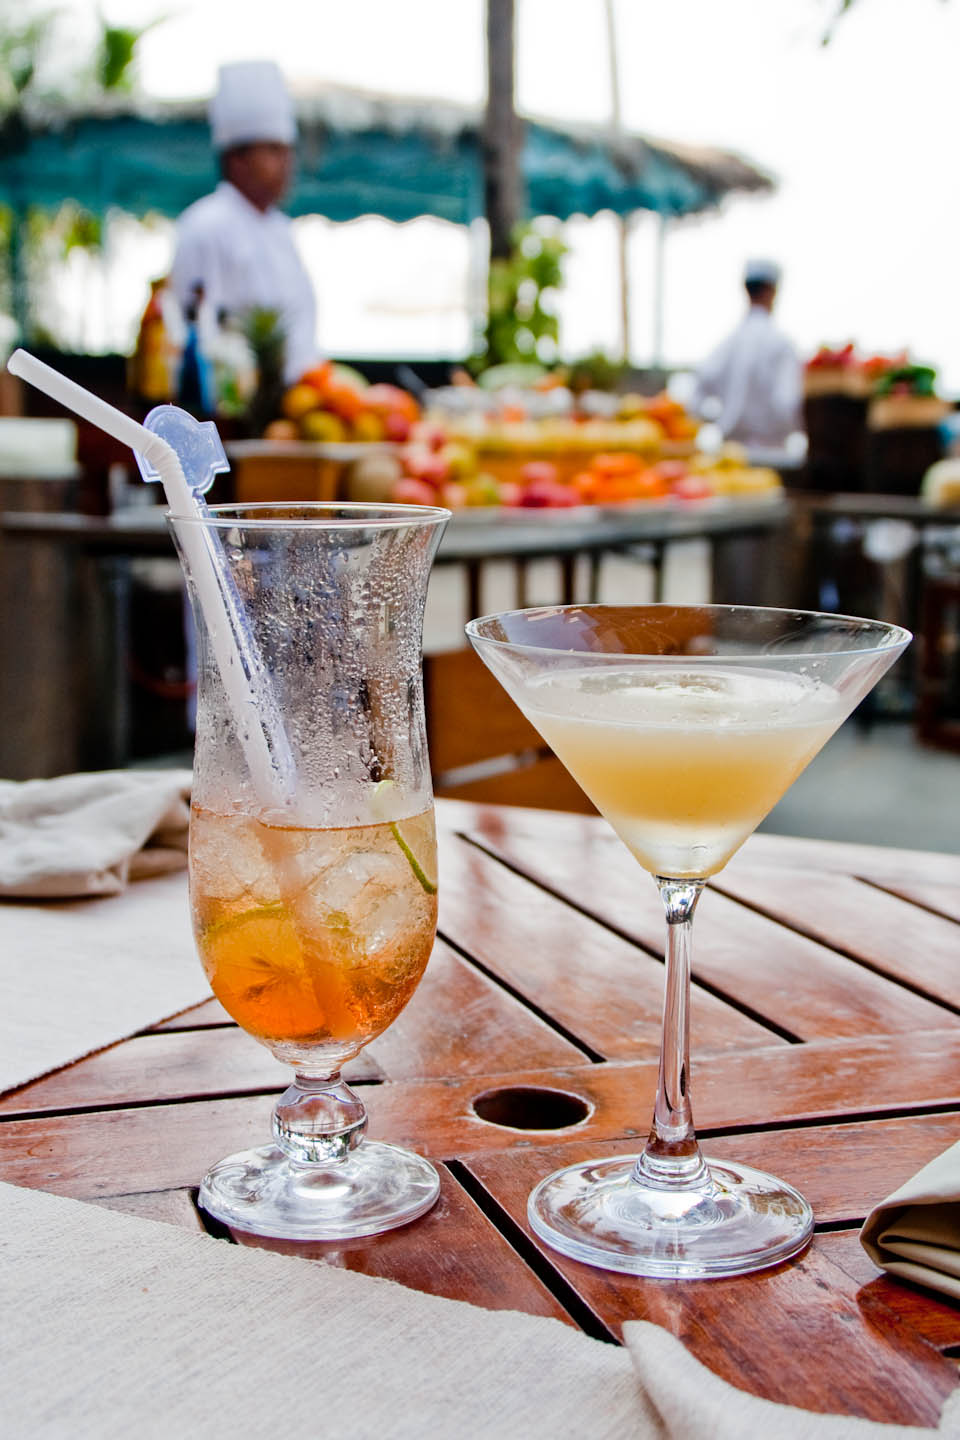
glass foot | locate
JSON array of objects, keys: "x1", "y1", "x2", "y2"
[
  {"x1": 528, "y1": 1154, "x2": 813, "y2": 1278},
  {"x1": 199, "y1": 1140, "x2": 440, "y2": 1241}
]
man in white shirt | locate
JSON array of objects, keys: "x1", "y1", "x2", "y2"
[
  {"x1": 170, "y1": 61, "x2": 318, "y2": 385},
  {"x1": 691, "y1": 260, "x2": 802, "y2": 450}
]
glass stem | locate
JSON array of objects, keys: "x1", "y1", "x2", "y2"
[
  {"x1": 634, "y1": 877, "x2": 711, "y2": 1191},
  {"x1": 272, "y1": 1070, "x2": 367, "y2": 1165}
]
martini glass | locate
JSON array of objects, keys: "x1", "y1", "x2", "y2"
[{"x1": 466, "y1": 604, "x2": 910, "y2": 1278}]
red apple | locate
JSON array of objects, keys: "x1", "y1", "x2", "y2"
[
  {"x1": 384, "y1": 411, "x2": 412, "y2": 442},
  {"x1": 411, "y1": 421, "x2": 448, "y2": 452},
  {"x1": 363, "y1": 383, "x2": 417, "y2": 415},
  {"x1": 417, "y1": 455, "x2": 452, "y2": 488},
  {"x1": 401, "y1": 445, "x2": 436, "y2": 481},
  {"x1": 392, "y1": 477, "x2": 439, "y2": 506},
  {"x1": 518, "y1": 481, "x2": 554, "y2": 508}
]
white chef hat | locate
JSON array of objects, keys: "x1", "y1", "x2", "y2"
[
  {"x1": 210, "y1": 61, "x2": 297, "y2": 150},
  {"x1": 744, "y1": 258, "x2": 781, "y2": 287}
]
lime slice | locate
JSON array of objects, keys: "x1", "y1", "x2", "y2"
[
  {"x1": 372, "y1": 780, "x2": 438, "y2": 895},
  {"x1": 371, "y1": 778, "x2": 399, "y2": 821},
  {"x1": 390, "y1": 822, "x2": 438, "y2": 895},
  {"x1": 203, "y1": 900, "x2": 287, "y2": 942}
]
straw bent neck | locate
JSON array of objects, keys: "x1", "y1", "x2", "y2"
[{"x1": 5, "y1": 348, "x2": 295, "y2": 810}]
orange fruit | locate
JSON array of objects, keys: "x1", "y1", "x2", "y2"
[
  {"x1": 324, "y1": 384, "x2": 366, "y2": 424},
  {"x1": 350, "y1": 410, "x2": 387, "y2": 443},
  {"x1": 281, "y1": 383, "x2": 321, "y2": 421},
  {"x1": 300, "y1": 361, "x2": 334, "y2": 397},
  {"x1": 299, "y1": 409, "x2": 347, "y2": 443}
]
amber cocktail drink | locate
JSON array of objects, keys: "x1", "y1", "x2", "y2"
[
  {"x1": 173, "y1": 501, "x2": 448, "y2": 1241},
  {"x1": 191, "y1": 808, "x2": 437, "y2": 1061}
]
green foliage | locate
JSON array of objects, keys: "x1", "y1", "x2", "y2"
[
  {"x1": 564, "y1": 350, "x2": 627, "y2": 395},
  {"x1": 873, "y1": 364, "x2": 938, "y2": 398},
  {"x1": 96, "y1": 13, "x2": 167, "y2": 93},
  {"x1": 27, "y1": 204, "x2": 103, "y2": 258},
  {"x1": 98, "y1": 26, "x2": 140, "y2": 92},
  {"x1": 243, "y1": 307, "x2": 287, "y2": 437},
  {"x1": 472, "y1": 220, "x2": 568, "y2": 372}
]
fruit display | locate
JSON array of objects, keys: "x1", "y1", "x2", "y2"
[
  {"x1": 867, "y1": 362, "x2": 948, "y2": 431},
  {"x1": 266, "y1": 363, "x2": 421, "y2": 445},
  {"x1": 804, "y1": 344, "x2": 931, "y2": 400},
  {"x1": 805, "y1": 343, "x2": 870, "y2": 397},
  {"x1": 259, "y1": 367, "x2": 780, "y2": 512},
  {"x1": 445, "y1": 390, "x2": 698, "y2": 472},
  {"x1": 383, "y1": 426, "x2": 781, "y2": 512}
]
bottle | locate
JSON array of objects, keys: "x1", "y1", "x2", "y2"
[
  {"x1": 176, "y1": 283, "x2": 215, "y2": 417},
  {"x1": 129, "y1": 277, "x2": 176, "y2": 402}
]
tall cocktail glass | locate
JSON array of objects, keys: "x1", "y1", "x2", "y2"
[
  {"x1": 467, "y1": 604, "x2": 910, "y2": 1277},
  {"x1": 172, "y1": 502, "x2": 448, "y2": 1240}
]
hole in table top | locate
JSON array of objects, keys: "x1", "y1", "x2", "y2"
[{"x1": 471, "y1": 1085, "x2": 593, "y2": 1132}]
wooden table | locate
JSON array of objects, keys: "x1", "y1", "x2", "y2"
[{"x1": 2, "y1": 800, "x2": 959, "y2": 1425}]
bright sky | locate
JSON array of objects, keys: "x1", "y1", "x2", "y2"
[{"x1": 35, "y1": 0, "x2": 960, "y2": 388}]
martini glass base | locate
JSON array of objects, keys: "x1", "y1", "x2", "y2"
[
  {"x1": 528, "y1": 1155, "x2": 813, "y2": 1278},
  {"x1": 199, "y1": 1141, "x2": 440, "y2": 1241}
]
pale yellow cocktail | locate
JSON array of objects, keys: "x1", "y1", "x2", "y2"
[{"x1": 523, "y1": 666, "x2": 846, "y2": 877}]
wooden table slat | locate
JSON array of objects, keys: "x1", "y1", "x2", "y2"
[
  {"x1": 5, "y1": 1041, "x2": 959, "y2": 1209},
  {"x1": 363, "y1": 938, "x2": 586, "y2": 1079},
  {"x1": 713, "y1": 868, "x2": 960, "y2": 1010},
  {"x1": 818, "y1": 1230, "x2": 960, "y2": 1351},
  {"x1": 866, "y1": 879, "x2": 960, "y2": 926},
  {"x1": 468, "y1": 825, "x2": 960, "y2": 1041},
  {"x1": 152, "y1": 997, "x2": 234, "y2": 1030},
  {"x1": 438, "y1": 833, "x2": 781, "y2": 1058}
]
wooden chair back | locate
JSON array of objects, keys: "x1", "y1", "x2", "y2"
[{"x1": 423, "y1": 647, "x2": 596, "y2": 813}]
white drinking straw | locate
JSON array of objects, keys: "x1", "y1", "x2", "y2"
[{"x1": 6, "y1": 348, "x2": 294, "y2": 808}]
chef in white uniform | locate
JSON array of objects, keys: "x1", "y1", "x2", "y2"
[
  {"x1": 170, "y1": 61, "x2": 318, "y2": 384},
  {"x1": 691, "y1": 260, "x2": 803, "y2": 451}
]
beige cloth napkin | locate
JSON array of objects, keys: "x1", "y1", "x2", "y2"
[
  {"x1": 2, "y1": 1181, "x2": 958, "y2": 1439},
  {"x1": 0, "y1": 769, "x2": 192, "y2": 898},
  {"x1": 861, "y1": 1140, "x2": 960, "y2": 1300},
  {"x1": 0, "y1": 869, "x2": 212, "y2": 1094}
]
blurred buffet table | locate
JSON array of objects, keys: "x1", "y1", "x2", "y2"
[{"x1": 0, "y1": 495, "x2": 792, "y2": 780}]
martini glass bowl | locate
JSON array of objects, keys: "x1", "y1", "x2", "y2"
[{"x1": 467, "y1": 604, "x2": 910, "y2": 1278}]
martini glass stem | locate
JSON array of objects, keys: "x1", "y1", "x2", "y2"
[{"x1": 635, "y1": 877, "x2": 711, "y2": 1191}]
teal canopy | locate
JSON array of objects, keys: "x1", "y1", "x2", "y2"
[{"x1": 0, "y1": 88, "x2": 773, "y2": 225}]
